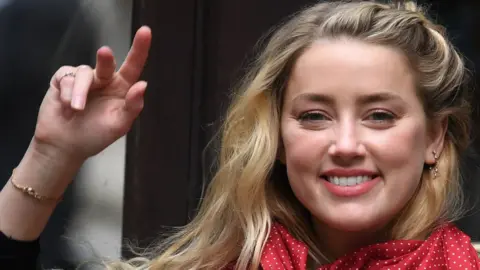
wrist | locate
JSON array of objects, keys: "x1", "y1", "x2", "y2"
[
  {"x1": 30, "y1": 138, "x2": 85, "y2": 168},
  {"x1": 11, "y1": 139, "x2": 85, "y2": 199},
  {"x1": 0, "y1": 139, "x2": 84, "y2": 241}
]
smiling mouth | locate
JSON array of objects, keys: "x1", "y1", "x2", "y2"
[{"x1": 322, "y1": 175, "x2": 377, "y2": 186}]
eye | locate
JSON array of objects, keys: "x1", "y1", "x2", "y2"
[
  {"x1": 365, "y1": 110, "x2": 396, "y2": 123},
  {"x1": 298, "y1": 111, "x2": 329, "y2": 122}
]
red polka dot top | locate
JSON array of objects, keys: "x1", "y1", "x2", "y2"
[{"x1": 227, "y1": 222, "x2": 480, "y2": 269}]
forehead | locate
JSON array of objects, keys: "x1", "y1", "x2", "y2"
[{"x1": 284, "y1": 39, "x2": 417, "y2": 104}]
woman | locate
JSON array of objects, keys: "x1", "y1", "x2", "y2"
[{"x1": 0, "y1": 1, "x2": 479, "y2": 269}]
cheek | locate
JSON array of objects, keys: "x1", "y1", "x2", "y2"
[
  {"x1": 368, "y1": 122, "x2": 427, "y2": 168},
  {"x1": 281, "y1": 120, "x2": 330, "y2": 173},
  {"x1": 281, "y1": 120, "x2": 326, "y2": 203}
]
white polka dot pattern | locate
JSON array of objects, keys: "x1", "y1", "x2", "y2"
[{"x1": 228, "y1": 222, "x2": 480, "y2": 270}]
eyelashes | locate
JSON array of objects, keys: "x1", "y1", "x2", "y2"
[
  {"x1": 297, "y1": 109, "x2": 397, "y2": 126},
  {"x1": 298, "y1": 111, "x2": 329, "y2": 122},
  {"x1": 364, "y1": 110, "x2": 396, "y2": 123}
]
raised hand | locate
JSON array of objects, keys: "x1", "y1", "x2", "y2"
[{"x1": 33, "y1": 26, "x2": 152, "y2": 161}]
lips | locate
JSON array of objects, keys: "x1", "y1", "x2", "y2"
[{"x1": 321, "y1": 174, "x2": 381, "y2": 197}]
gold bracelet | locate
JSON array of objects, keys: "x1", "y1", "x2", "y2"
[{"x1": 9, "y1": 169, "x2": 62, "y2": 203}]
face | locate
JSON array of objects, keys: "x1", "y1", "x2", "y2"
[{"x1": 280, "y1": 39, "x2": 440, "y2": 233}]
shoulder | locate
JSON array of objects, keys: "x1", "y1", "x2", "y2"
[{"x1": 435, "y1": 223, "x2": 480, "y2": 255}]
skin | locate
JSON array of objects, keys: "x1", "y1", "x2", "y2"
[{"x1": 280, "y1": 38, "x2": 446, "y2": 259}]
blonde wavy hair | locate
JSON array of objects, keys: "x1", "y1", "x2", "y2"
[{"x1": 108, "y1": 1, "x2": 472, "y2": 269}]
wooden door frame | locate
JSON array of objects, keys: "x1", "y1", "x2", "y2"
[{"x1": 123, "y1": 0, "x2": 203, "y2": 254}]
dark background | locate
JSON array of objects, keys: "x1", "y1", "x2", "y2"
[
  {"x1": 0, "y1": 0, "x2": 478, "y2": 268},
  {"x1": 0, "y1": 0, "x2": 96, "y2": 268}
]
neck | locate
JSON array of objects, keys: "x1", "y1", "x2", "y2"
[{"x1": 312, "y1": 219, "x2": 389, "y2": 261}]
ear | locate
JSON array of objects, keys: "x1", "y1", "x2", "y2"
[{"x1": 425, "y1": 116, "x2": 448, "y2": 165}]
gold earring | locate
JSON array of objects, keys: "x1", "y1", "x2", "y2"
[{"x1": 430, "y1": 150, "x2": 439, "y2": 179}]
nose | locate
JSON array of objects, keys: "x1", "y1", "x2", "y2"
[{"x1": 328, "y1": 121, "x2": 365, "y2": 161}]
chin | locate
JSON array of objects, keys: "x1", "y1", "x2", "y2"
[{"x1": 315, "y1": 212, "x2": 390, "y2": 233}]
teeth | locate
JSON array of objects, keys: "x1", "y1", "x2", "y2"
[{"x1": 327, "y1": 176, "x2": 372, "y2": 186}]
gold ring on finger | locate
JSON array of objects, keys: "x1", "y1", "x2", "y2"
[{"x1": 60, "y1": 72, "x2": 76, "y2": 81}]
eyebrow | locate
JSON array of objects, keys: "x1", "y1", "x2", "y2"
[{"x1": 292, "y1": 92, "x2": 405, "y2": 106}]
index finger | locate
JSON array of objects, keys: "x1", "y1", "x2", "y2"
[{"x1": 118, "y1": 26, "x2": 152, "y2": 84}]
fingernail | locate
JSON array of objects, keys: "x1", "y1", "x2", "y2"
[{"x1": 72, "y1": 97, "x2": 84, "y2": 110}]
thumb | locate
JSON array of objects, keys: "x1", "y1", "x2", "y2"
[{"x1": 123, "y1": 81, "x2": 147, "y2": 120}]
